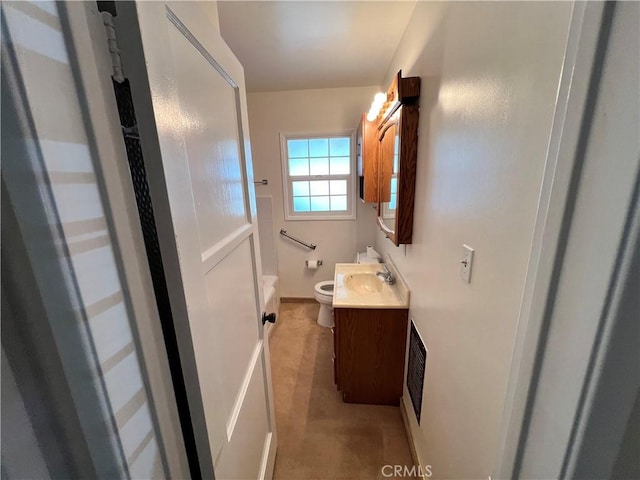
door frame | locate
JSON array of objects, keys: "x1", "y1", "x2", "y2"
[
  {"x1": 60, "y1": 2, "x2": 191, "y2": 478},
  {"x1": 493, "y1": 3, "x2": 604, "y2": 474},
  {"x1": 494, "y1": 1, "x2": 639, "y2": 478},
  {"x1": 3, "y1": 1, "x2": 189, "y2": 478}
]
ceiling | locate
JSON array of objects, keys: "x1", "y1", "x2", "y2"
[{"x1": 218, "y1": 1, "x2": 417, "y2": 93}]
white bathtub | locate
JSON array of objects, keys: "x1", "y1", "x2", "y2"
[{"x1": 262, "y1": 275, "x2": 280, "y2": 334}]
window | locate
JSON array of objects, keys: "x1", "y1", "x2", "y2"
[{"x1": 281, "y1": 132, "x2": 356, "y2": 220}]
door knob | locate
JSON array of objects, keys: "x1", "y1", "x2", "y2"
[{"x1": 262, "y1": 312, "x2": 276, "y2": 325}]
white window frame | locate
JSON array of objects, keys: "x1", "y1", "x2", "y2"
[{"x1": 280, "y1": 130, "x2": 357, "y2": 221}]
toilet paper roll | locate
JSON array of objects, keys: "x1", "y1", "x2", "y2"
[
  {"x1": 367, "y1": 245, "x2": 382, "y2": 260},
  {"x1": 306, "y1": 260, "x2": 319, "y2": 270}
]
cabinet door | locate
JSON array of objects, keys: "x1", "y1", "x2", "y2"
[
  {"x1": 376, "y1": 71, "x2": 420, "y2": 246},
  {"x1": 357, "y1": 114, "x2": 379, "y2": 203},
  {"x1": 335, "y1": 308, "x2": 408, "y2": 405},
  {"x1": 332, "y1": 326, "x2": 339, "y2": 387}
]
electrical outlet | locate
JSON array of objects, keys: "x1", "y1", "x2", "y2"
[{"x1": 460, "y1": 244, "x2": 474, "y2": 283}]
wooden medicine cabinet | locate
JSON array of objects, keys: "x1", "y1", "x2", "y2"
[{"x1": 376, "y1": 71, "x2": 420, "y2": 246}]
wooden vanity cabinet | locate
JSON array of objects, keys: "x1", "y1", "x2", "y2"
[
  {"x1": 333, "y1": 307, "x2": 409, "y2": 405},
  {"x1": 356, "y1": 113, "x2": 379, "y2": 203}
]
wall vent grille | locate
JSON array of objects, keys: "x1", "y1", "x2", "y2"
[{"x1": 407, "y1": 320, "x2": 426, "y2": 423}]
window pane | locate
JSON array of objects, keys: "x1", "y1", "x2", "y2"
[
  {"x1": 309, "y1": 157, "x2": 329, "y2": 175},
  {"x1": 329, "y1": 137, "x2": 350, "y2": 157},
  {"x1": 289, "y1": 157, "x2": 309, "y2": 176},
  {"x1": 330, "y1": 156, "x2": 350, "y2": 175},
  {"x1": 390, "y1": 177, "x2": 397, "y2": 194},
  {"x1": 285, "y1": 134, "x2": 353, "y2": 218},
  {"x1": 293, "y1": 196, "x2": 310, "y2": 212},
  {"x1": 310, "y1": 196, "x2": 330, "y2": 211},
  {"x1": 309, "y1": 139, "x2": 328, "y2": 157},
  {"x1": 389, "y1": 194, "x2": 397, "y2": 210},
  {"x1": 330, "y1": 195, "x2": 347, "y2": 211},
  {"x1": 393, "y1": 153, "x2": 399, "y2": 173},
  {"x1": 288, "y1": 139, "x2": 308, "y2": 158},
  {"x1": 309, "y1": 180, "x2": 329, "y2": 196},
  {"x1": 292, "y1": 181, "x2": 309, "y2": 196},
  {"x1": 330, "y1": 180, "x2": 347, "y2": 195}
]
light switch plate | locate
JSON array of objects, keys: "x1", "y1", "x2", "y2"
[{"x1": 461, "y1": 244, "x2": 474, "y2": 283}]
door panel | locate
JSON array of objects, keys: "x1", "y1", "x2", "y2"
[
  {"x1": 117, "y1": 2, "x2": 277, "y2": 478},
  {"x1": 167, "y1": 23, "x2": 249, "y2": 250},
  {"x1": 216, "y1": 363, "x2": 270, "y2": 480},
  {"x1": 202, "y1": 240, "x2": 263, "y2": 424}
]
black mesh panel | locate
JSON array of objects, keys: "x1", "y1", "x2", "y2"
[{"x1": 407, "y1": 320, "x2": 426, "y2": 424}]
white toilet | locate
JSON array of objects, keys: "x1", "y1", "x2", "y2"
[
  {"x1": 314, "y1": 281, "x2": 335, "y2": 328},
  {"x1": 313, "y1": 251, "x2": 381, "y2": 328}
]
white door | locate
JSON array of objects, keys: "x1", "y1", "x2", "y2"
[{"x1": 116, "y1": 3, "x2": 277, "y2": 478}]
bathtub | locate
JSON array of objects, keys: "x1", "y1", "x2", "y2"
[{"x1": 262, "y1": 275, "x2": 280, "y2": 334}]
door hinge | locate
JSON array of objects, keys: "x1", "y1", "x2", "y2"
[{"x1": 101, "y1": 11, "x2": 125, "y2": 83}]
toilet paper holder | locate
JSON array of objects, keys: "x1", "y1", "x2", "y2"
[{"x1": 305, "y1": 260, "x2": 323, "y2": 267}]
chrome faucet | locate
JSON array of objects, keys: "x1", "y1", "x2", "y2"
[{"x1": 376, "y1": 264, "x2": 396, "y2": 285}]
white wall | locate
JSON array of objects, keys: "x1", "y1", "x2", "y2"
[
  {"x1": 373, "y1": 2, "x2": 573, "y2": 478},
  {"x1": 247, "y1": 86, "x2": 380, "y2": 298},
  {"x1": 256, "y1": 195, "x2": 279, "y2": 276}
]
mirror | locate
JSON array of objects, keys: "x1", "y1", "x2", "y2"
[{"x1": 378, "y1": 118, "x2": 400, "y2": 231}]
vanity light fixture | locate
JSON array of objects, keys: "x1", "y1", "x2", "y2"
[{"x1": 366, "y1": 92, "x2": 387, "y2": 122}]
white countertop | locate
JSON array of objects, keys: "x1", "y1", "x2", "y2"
[{"x1": 332, "y1": 262, "x2": 410, "y2": 309}]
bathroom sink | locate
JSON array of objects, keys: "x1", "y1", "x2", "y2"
[
  {"x1": 344, "y1": 273, "x2": 383, "y2": 294},
  {"x1": 333, "y1": 260, "x2": 410, "y2": 309}
]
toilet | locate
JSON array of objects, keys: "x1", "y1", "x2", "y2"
[
  {"x1": 314, "y1": 281, "x2": 335, "y2": 328},
  {"x1": 313, "y1": 251, "x2": 381, "y2": 328}
]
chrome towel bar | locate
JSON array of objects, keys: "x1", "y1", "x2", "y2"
[{"x1": 279, "y1": 229, "x2": 316, "y2": 250}]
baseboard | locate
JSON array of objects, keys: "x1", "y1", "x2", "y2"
[
  {"x1": 399, "y1": 396, "x2": 422, "y2": 469},
  {"x1": 280, "y1": 297, "x2": 316, "y2": 303}
]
